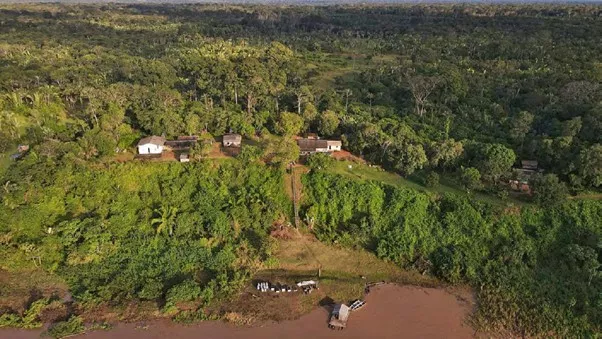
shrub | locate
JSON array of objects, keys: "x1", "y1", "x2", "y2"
[
  {"x1": 237, "y1": 145, "x2": 263, "y2": 163},
  {"x1": 306, "y1": 153, "x2": 334, "y2": 170},
  {"x1": 166, "y1": 280, "x2": 202, "y2": 305},
  {"x1": 0, "y1": 298, "x2": 48, "y2": 329},
  {"x1": 424, "y1": 171, "x2": 440, "y2": 188},
  {"x1": 531, "y1": 174, "x2": 568, "y2": 206},
  {"x1": 0, "y1": 313, "x2": 23, "y2": 328},
  {"x1": 460, "y1": 167, "x2": 482, "y2": 192},
  {"x1": 45, "y1": 316, "x2": 85, "y2": 338}
]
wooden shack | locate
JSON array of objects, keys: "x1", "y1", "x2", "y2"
[
  {"x1": 164, "y1": 135, "x2": 198, "y2": 151},
  {"x1": 223, "y1": 133, "x2": 242, "y2": 147},
  {"x1": 521, "y1": 160, "x2": 538, "y2": 171}
]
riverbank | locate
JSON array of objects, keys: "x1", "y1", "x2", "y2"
[{"x1": 1, "y1": 284, "x2": 476, "y2": 339}]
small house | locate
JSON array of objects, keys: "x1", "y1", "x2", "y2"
[
  {"x1": 223, "y1": 134, "x2": 242, "y2": 147},
  {"x1": 298, "y1": 138, "x2": 329, "y2": 155},
  {"x1": 509, "y1": 179, "x2": 531, "y2": 194},
  {"x1": 297, "y1": 138, "x2": 342, "y2": 155},
  {"x1": 165, "y1": 136, "x2": 198, "y2": 150},
  {"x1": 137, "y1": 136, "x2": 165, "y2": 155},
  {"x1": 521, "y1": 160, "x2": 538, "y2": 171},
  {"x1": 512, "y1": 159, "x2": 541, "y2": 184}
]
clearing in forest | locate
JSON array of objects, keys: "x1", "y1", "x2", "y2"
[
  {"x1": 219, "y1": 229, "x2": 442, "y2": 324},
  {"x1": 326, "y1": 159, "x2": 529, "y2": 207}
]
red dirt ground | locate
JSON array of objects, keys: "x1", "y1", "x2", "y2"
[
  {"x1": 0, "y1": 284, "x2": 477, "y2": 339},
  {"x1": 331, "y1": 150, "x2": 365, "y2": 163}
]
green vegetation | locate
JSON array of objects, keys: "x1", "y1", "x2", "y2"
[
  {"x1": 44, "y1": 316, "x2": 111, "y2": 339},
  {"x1": 45, "y1": 316, "x2": 85, "y2": 338},
  {"x1": 0, "y1": 3, "x2": 600, "y2": 194},
  {"x1": 302, "y1": 170, "x2": 601, "y2": 336},
  {"x1": 0, "y1": 3, "x2": 601, "y2": 337},
  {"x1": 460, "y1": 167, "x2": 482, "y2": 192},
  {"x1": 1, "y1": 159, "x2": 289, "y2": 322},
  {"x1": 423, "y1": 171, "x2": 439, "y2": 188},
  {"x1": 0, "y1": 299, "x2": 47, "y2": 329},
  {"x1": 327, "y1": 160, "x2": 515, "y2": 206}
]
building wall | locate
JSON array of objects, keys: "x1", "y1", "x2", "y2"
[
  {"x1": 223, "y1": 140, "x2": 241, "y2": 147},
  {"x1": 326, "y1": 141, "x2": 342, "y2": 151},
  {"x1": 138, "y1": 144, "x2": 163, "y2": 154}
]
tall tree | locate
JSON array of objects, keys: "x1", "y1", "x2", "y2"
[
  {"x1": 406, "y1": 75, "x2": 440, "y2": 118},
  {"x1": 317, "y1": 110, "x2": 340, "y2": 136},
  {"x1": 579, "y1": 144, "x2": 602, "y2": 187},
  {"x1": 275, "y1": 112, "x2": 304, "y2": 136},
  {"x1": 472, "y1": 143, "x2": 516, "y2": 181}
]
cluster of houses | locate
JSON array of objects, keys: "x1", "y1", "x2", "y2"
[
  {"x1": 136, "y1": 133, "x2": 243, "y2": 162},
  {"x1": 136, "y1": 132, "x2": 341, "y2": 161}
]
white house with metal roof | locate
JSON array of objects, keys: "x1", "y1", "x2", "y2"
[{"x1": 137, "y1": 136, "x2": 166, "y2": 155}]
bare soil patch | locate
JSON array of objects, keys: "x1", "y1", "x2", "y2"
[
  {"x1": 331, "y1": 150, "x2": 365, "y2": 163},
  {"x1": 213, "y1": 234, "x2": 443, "y2": 323},
  {"x1": 0, "y1": 269, "x2": 68, "y2": 314}
]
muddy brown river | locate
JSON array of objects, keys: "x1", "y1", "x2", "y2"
[{"x1": 1, "y1": 285, "x2": 476, "y2": 339}]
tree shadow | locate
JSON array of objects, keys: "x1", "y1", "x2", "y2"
[
  {"x1": 318, "y1": 296, "x2": 335, "y2": 326},
  {"x1": 23, "y1": 288, "x2": 43, "y2": 311}
]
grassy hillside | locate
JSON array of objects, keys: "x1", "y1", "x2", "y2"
[{"x1": 326, "y1": 159, "x2": 528, "y2": 206}]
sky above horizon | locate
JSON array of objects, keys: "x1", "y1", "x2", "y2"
[{"x1": 1, "y1": 0, "x2": 601, "y2": 3}]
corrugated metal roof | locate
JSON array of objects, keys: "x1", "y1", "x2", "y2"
[
  {"x1": 223, "y1": 134, "x2": 242, "y2": 142},
  {"x1": 521, "y1": 160, "x2": 538, "y2": 169},
  {"x1": 137, "y1": 136, "x2": 165, "y2": 146},
  {"x1": 297, "y1": 138, "x2": 328, "y2": 152}
]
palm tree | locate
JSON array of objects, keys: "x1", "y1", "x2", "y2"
[
  {"x1": 6, "y1": 92, "x2": 23, "y2": 109},
  {"x1": 0, "y1": 110, "x2": 20, "y2": 138},
  {"x1": 151, "y1": 205, "x2": 178, "y2": 237}
]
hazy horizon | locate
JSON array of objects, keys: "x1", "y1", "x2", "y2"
[{"x1": 0, "y1": 0, "x2": 601, "y2": 4}]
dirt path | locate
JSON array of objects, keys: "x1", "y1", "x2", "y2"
[{"x1": 0, "y1": 284, "x2": 476, "y2": 339}]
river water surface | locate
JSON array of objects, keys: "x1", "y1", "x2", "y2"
[{"x1": 1, "y1": 284, "x2": 476, "y2": 339}]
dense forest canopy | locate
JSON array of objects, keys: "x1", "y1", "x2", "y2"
[
  {"x1": 0, "y1": 3, "x2": 601, "y2": 337},
  {"x1": 0, "y1": 3, "x2": 601, "y2": 190}
]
